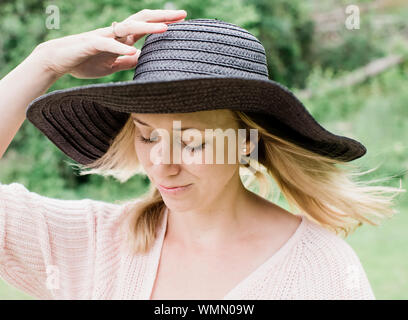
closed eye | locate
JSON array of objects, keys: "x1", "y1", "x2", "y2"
[
  {"x1": 184, "y1": 142, "x2": 205, "y2": 152},
  {"x1": 136, "y1": 134, "x2": 205, "y2": 152}
]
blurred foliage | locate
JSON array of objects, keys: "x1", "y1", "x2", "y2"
[
  {"x1": 300, "y1": 62, "x2": 408, "y2": 190},
  {"x1": 248, "y1": 0, "x2": 315, "y2": 88},
  {"x1": 314, "y1": 29, "x2": 385, "y2": 76}
]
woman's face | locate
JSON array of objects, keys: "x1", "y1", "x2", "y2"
[{"x1": 131, "y1": 110, "x2": 249, "y2": 211}]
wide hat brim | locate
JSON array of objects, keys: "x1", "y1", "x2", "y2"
[{"x1": 26, "y1": 74, "x2": 366, "y2": 165}]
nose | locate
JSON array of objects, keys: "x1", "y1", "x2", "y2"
[{"x1": 150, "y1": 135, "x2": 182, "y2": 175}]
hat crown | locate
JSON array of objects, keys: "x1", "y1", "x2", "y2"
[{"x1": 133, "y1": 18, "x2": 269, "y2": 81}]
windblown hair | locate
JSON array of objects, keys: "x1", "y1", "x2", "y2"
[{"x1": 69, "y1": 111, "x2": 405, "y2": 255}]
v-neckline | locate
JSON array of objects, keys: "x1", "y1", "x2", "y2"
[{"x1": 146, "y1": 206, "x2": 307, "y2": 300}]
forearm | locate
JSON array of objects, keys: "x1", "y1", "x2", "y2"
[{"x1": 0, "y1": 50, "x2": 61, "y2": 159}]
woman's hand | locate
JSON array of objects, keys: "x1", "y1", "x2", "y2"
[{"x1": 31, "y1": 9, "x2": 187, "y2": 79}]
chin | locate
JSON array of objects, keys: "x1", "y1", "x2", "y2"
[{"x1": 163, "y1": 199, "x2": 196, "y2": 212}]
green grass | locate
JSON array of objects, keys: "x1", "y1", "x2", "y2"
[
  {"x1": 347, "y1": 200, "x2": 408, "y2": 299},
  {"x1": 0, "y1": 280, "x2": 34, "y2": 300}
]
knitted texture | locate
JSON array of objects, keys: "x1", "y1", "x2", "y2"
[{"x1": 0, "y1": 182, "x2": 375, "y2": 300}]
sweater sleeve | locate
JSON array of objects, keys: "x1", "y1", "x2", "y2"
[
  {"x1": 335, "y1": 240, "x2": 376, "y2": 300},
  {"x1": 0, "y1": 182, "x2": 124, "y2": 300},
  {"x1": 325, "y1": 240, "x2": 376, "y2": 300},
  {"x1": 299, "y1": 223, "x2": 376, "y2": 300}
]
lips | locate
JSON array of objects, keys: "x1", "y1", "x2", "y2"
[
  {"x1": 157, "y1": 183, "x2": 193, "y2": 195},
  {"x1": 159, "y1": 184, "x2": 191, "y2": 189}
]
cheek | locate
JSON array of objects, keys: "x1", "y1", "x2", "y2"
[
  {"x1": 134, "y1": 141, "x2": 152, "y2": 167},
  {"x1": 194, "y1": 139, "x2": 240, "y2": 165},
  {"x1": 189, "y1": 162, "x2": 238, "y2": 189}
]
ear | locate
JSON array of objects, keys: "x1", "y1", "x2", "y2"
[
  {"x1": 240, "y1": 140, "x2": 252, "y2": 156},
  {"x1": 240, "y1": 136, "x2": 259, "y2": 156}
]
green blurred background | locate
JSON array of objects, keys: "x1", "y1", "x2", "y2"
[{"x1": 0, "y1": 0, "x2": 407, "y2": 299}]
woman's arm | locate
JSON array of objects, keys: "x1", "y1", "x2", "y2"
[
  {"x1": 0, "y1": 52, "x2": 61, "y2": 159},
  {"x1": 0, "y1": 181, "x2": 125, "y2": 299},
  {"x1": 0, "y1": 8, "x2": 187, "y2": 160}
]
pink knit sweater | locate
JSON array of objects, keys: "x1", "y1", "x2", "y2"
[{"x1": 0, "y1": 182, "x2": 376, "y2": 300}]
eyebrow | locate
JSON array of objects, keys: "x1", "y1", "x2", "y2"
[{"x1": 131, "y1": 115, "x2": 206, "y2": 131}]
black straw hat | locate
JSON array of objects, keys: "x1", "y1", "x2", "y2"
[{"x1": 26, "y1": 18, "x2": 366, "y2": 165}]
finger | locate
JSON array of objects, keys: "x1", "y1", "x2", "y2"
[
  {"x1": 91, "y1": 37, "x2": 137, "y2": 55},
  {"x1": 112, "y1": 20, "x2": 169, "y2": 38},
  {"x1": 112, "y1": 34, "x2": 135, "y2": 46},
  {"x1": 110, "y1": 52, "x2": 141, "y2": 71},
  {"x1": 129, "y1": 18, "x2": 185, "y2": 43},
  {"x1": 94, "y1": 10, "x2": 186, "y2": 38},
  {"x1": 162, "y1": 18, "x2": 185, "y2": 25},
  {"x1": 123, "y1": 34, "x2": 137, "y2": 46},
  {"x1": 125, "y1": 9, "x2": 187, "y2": 23}
]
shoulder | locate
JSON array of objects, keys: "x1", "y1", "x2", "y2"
[
  {"x1": 297, "y1": 217, "x2": 361, "y2": 268},
  {"x1": 298, "y1": 217, "x2": 359, "y2": 260},
  {"x1": 289, "y1": 217, "x2": 376, "y2": 299}
]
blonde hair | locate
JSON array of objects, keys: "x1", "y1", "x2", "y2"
[{"x1": 69, "y1": 111, "x2": 406, "y2": 255}]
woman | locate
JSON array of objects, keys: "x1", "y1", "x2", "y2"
[{"x1": 0, "y1": 9, "x2": 404, "y2": 300}]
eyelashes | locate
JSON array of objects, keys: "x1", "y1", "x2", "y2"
[
  {"x1": 136, "y1": 134, "x2": 205, "y2": 152},
  {"x1": 136, "y1": 134, "x2": 158, "y2": 144}
]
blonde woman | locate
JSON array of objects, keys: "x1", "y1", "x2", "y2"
[{"x1": 0, "y1": 9, "x2": 404, "y2": 300}]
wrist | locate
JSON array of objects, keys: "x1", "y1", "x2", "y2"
[{"x1": 28, "y1": 45, "x2": 65, "y2": 80}]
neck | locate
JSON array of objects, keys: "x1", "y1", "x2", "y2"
[{"x1": 164, "y1": 172, "x2": 263, "y2": 250}]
